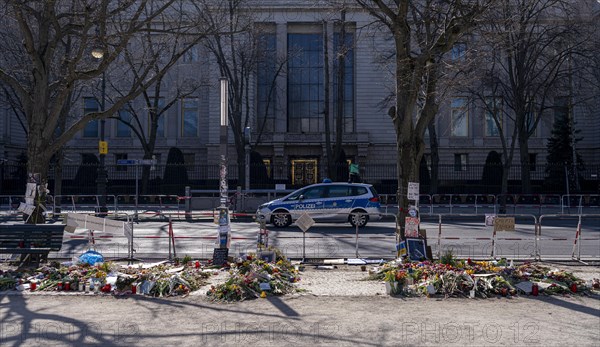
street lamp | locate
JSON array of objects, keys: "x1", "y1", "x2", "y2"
[
  {"x1": 216, "y1": 77, "x2": 230, "y2": 254},
  {"x1": 92, "y1": 48, "x2": 108, "y2": 216}
]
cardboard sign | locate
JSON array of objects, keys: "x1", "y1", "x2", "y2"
[
  {"x1": 404, "y1": 216, "x2": 420, "y2": 238},
  {"x1": 406, "y1": 238, "x2": 428, "y2": 261},
  {"x1": 65, "y1": 213, "x2": 125, "y2": 234},
  {"x1": 494, "y1": 217, "x2": 515, "y2": 232},
  {"x1": 212, "y1": 248, "x2": 229, "y2": 266},
  {"x1": 258, "y1": 250, "x2": 276, "y2": 263},
  {"x1": 18, "y1": 202, "x2": 35, "y2": 216},
  {"x1": 407, "y1": 182, "x2": 419, "y2": 200}
]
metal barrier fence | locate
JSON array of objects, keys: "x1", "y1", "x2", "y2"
[
  {"x1": 2, "y1": 162, "x2": 599, "y2": 196},
  {"x1": 419, "y1": 214, "x2": 539, "y2": 261},
  {"x1": 380, "y1": 193, "x2": 599, "y2": 216},
  {"x1": 11, "y1": 208, "x2": 598, "y2": 261},
  {"x1": 2, "y1": 189, "x2": 598, "y2": 261},
  {"x1": 49, "y1": 212, "x2": 600, "y2": 262},
  {"x1": 2, "y1": 193, "x2": 598, "y2": 219},
  {"x1": 419, "y1": 213, "x2": 600, "y2": 261}
]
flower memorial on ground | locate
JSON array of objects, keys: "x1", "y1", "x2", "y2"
[
  {"x1": 368, "y1": 257, "x2": 597, "y2": 298},
  {"x1": 0, "y1": 260, "x2": 212, "y2": 297},
  {"x1": 207, "y1": 248, "x2": 300, "y2": 302}
]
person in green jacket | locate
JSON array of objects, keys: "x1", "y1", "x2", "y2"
[{"x1": 348, "y1": 162, "x2": 361, "y2": 183}]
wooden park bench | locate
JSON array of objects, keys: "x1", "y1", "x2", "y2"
[{"x1": 0, "y1": 224, "x2": 66, "y2": 264}]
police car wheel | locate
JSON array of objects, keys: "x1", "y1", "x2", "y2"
[
  {"x1": 271, "y1": 211, "x2": 292, "y2": 228},
  {"x1": 349, "y1": 210, "x2": 369, "y2": 227}
]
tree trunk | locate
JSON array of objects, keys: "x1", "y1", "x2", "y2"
[
  {"x1": 427, "y1": 121, "x2": 440, "y2": 194},
  {"x1": 518, "y1": 134, "x2": 532, "y2": 194},
  {"x1": 498, "y1": 162, "x2": 511, "y2": 214},
  {"x1": 396, "y1": 119, "x2": 420, "y2": 239}
]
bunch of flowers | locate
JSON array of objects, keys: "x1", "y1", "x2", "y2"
[
  {"x1": 0, "y1": 260, "x2": 211, "y2": 296},
  {"x1": 368, "y1": 259, "x2": 591, "y2": 298},
  {"x1": 207, "y1": 249, "x2": 299, "y2": 302}
]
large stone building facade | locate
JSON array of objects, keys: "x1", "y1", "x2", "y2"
[{"x1": 1, "y1": 1, "x2": 599, "y2": 191}]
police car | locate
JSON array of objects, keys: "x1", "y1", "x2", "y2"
[{"x1": 256, "y1": 182, "x2": 382, "y2": 228}]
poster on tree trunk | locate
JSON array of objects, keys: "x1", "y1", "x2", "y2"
[
  {"x1": 25, "y1": 183, "x2": 36, "y2": 205},
  {"x1": 404, "y1": 216, "x2": 420, "y2": 238}
]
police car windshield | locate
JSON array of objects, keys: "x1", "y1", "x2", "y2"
[
  {"x1": 285, "y1": 185, "x2": 326, "y2": 201},
  {"x1": 285, "y1": 189, "x2": 304, "y2": 201}
]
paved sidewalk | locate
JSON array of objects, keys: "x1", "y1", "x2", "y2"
[
  {"x1": 1, "y1": 293, "x2": 598, "y2": 346},
  {"x1": 1, "y1": 264, "x2": 599, "y2": 347}
]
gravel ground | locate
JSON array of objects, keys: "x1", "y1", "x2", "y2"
[{"x1": 1, "y1": 262, "x2": 598, "y2": 346}]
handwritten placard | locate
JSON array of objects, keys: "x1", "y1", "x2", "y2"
[
  {"x1": 212, "y1": 248, "x2": 229, "y2": 266},
  {"x1": 494, "y1": 217, "x2": 515, "y2": 232},
  {"x1": 407, "y1": 182, "x2": 420, "y2": 200}
]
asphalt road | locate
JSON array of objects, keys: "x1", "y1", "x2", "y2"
[{"x1": 52, "y1": 214, "x2": 600, "y2": 261}]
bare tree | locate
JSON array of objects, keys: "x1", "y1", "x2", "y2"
[
  {"x1": 466, "y1": 0, "x2": 587, "y2": 195},
  {"x1": 356, "y1": 0, "x2": 489, "y2": 233},
  {"x1": 109, "y1": 40, "x2": 205, "y2": 194},
  {"x1": 0, "y1": 0, "x2": 214, "y2": 223},
  {"x1": 193, "y1": 0, "x2": 288, "y2": 187}
]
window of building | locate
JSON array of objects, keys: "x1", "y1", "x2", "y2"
[
  {"x1": 554, "y1": 96, "x2": 569, "y2": 123},
  {"x1": 529, "y1": 153, "x2": 537, "y2": 172},
  {"x1": 451, "y1": 98, "x2": 468, "y2": 137},
  {"x1": 181, "y1": 98, "x2": 199, "y2": 137},
  {"x1": 451, "y1": 42, "x2": 467, "y2": 61},
  {"x1": 287, "y1": 33, "x2": 324, "y2": 133},
  {"x1": 182, "y1": 45, "x2": 200, "y2": 63},
  {"x1": 454, "y1": 153, "x2": 468, "y2": 171},
  {"x1": 116, "y1": 109, "x2": 132, "y2": 137},
  {"x1": 147, "y1": 97, "x2": 165, "y2": 137},
  {"x1": 485, "y1": 97, "x2": 502, "y2": 137},
  {"x1": 257, "y1": 32, "x2": 277, "y2": 132},
  {"x1": 333, "y1": 31, "x2": 355, "y2": 133},
  {"x1": 263, "y1": 158, "x2": 272, "y2": 178},
  {"x1": 526, "y1": 112, "x2": 538, "y2": 137},
  {"x1": 115, "y1": 153, "x2": 128, "y2": 171},
  {"x1": 83, "y1": 97, "x2": 99, "y2": 137}
]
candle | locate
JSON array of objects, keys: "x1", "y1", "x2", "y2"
[
  {"x1": 532, "y1": 283, "x2": 539, "y2": 296},
  {"x1": 30, "y1": 282, "x2": 37, "y2": 291},
  {"x1": 131, "y1": 284, "x2": 137, "y2": 294}
]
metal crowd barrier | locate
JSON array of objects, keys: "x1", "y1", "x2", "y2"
[
  {"x1": 380, "y1": 193, "x2": 599, "y2": 216},
  {"x1": 419, "y1": 213, "x2": 599, "y2": 261}
]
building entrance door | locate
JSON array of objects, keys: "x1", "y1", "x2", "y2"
[{"x1": 291, "y1": 159, "x2": 318, "y2": 186}]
